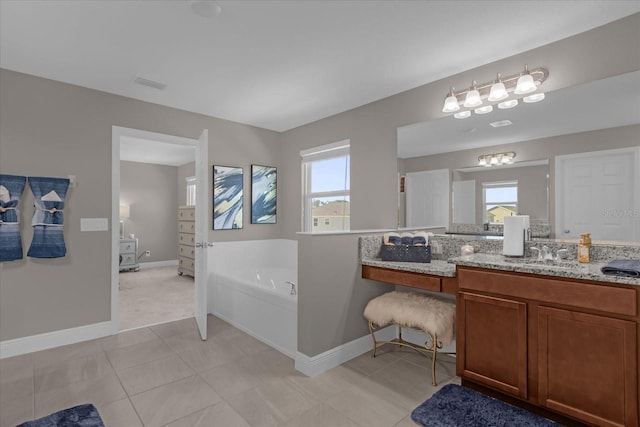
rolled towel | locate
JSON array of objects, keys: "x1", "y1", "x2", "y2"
[
  {"x1": 400, "y1": 232, "x2": 414, "y2": 245},
  {"x1": 413, "y1": 231, "x2": 429, "y2": 246},
  {"x1": 383, "y1": 232, "x2": 400, "y2": 245}
]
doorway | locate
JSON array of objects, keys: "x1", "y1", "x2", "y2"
[{"x1": 111, "y1": 126, "x2": 208, "y2": 338}]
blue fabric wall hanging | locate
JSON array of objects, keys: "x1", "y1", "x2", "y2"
[
  {"x1": 27, "y1": 177, "x2": 70, "y2": 258},
  {"x1": 0, "y1": 174, "x2": 27, "y2": 261}
]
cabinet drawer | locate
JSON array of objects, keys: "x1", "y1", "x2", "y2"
[
  {"x1": 120, "y1": 253, "x2": 137, "y2": 266},
  {"x1": 119, "y1": 241, "x2": 136, "y2": 254},
  {"x1": 179, "y1": 221, "x2": 195, "y2": 233},
  {"x1": 179, "y1": 257, "x2": 194, "y2": 271},
  {"x1": 179, "y1": 233, "x2": 195, "y2": 245},
  {"x1": 361, "y1": 265, "x2": 441, "y2": 292},
  {"x1": 458, "y1": 267, "x2": 637, "y2": 316},
  {"x1": 179, "y1": 244, "x2": 195, "y2": 259},
  {"x1": 178, "y1": 208, "x2": 195, "y2": 221}
]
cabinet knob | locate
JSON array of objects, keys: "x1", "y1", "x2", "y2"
[{"x1": 564, "y1": 229, "x2": 570, "y2": 234}]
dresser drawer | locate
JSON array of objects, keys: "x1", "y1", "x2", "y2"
[
  {"x1": 119, "y1": 240, "x2": 136, "y2": 254},
  {"x1": 179, "y1": 244, "x2": 195, "y2": 259},
  {"x1": 178, "y1": 208, "x2": 195, "y2": 221},
  {"x1": 179, "y1": 221, "x2": 195, "y2": 233},
  {"x1": 120, "y1": 253, "x2": 137, "y2": 266},
  {"x1": 179, "y1": 257, "x2": 195, "y2": 272},
  {"x1": 179, "y1": 233, "x2": 195, "y2": 246}
]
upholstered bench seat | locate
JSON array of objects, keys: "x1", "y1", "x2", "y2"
[{"x1": 364, "y1": 291, "x2": 455, "y2": 385}]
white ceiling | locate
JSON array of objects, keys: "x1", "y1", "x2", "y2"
[
  {"x1": 1, "y1": 1, "x2": 639, "y2": 133},
  {"x1": 398, "y1": 70, "x2": 640, "y2": 159}
]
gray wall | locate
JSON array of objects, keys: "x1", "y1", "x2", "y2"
[
  {"x1": 120, "y1": 160, "x2": 178, "y2": 263},
  {"x1": 283, "y1": 14, "x2": 640, "y2": 357},
  {"x1": 0, "y1": 69, "x2": 281, "y2": 341}
]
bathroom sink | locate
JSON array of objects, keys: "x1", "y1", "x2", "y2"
[{"x1": 503, "y1": 257, "x2": 581, "y2": 269}]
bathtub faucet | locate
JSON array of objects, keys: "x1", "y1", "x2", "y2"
[{"x1": 286, "y1": 281, "x2": 297, "y2": 295}]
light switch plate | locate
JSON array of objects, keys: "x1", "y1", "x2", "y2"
[{"x1": 81, "y1": 218, "x2": 108, "y2": 231}]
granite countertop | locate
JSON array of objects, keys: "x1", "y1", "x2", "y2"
[
  {"x1": 361, "y1": 257, "x2": 457, "y2": 277},
  {"x1": 450, "y1": 253, "x2": 640, "y2": 286}
]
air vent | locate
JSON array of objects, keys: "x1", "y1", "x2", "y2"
[
  {"x1": 134, "y1": 77, "x2": 167, "y2": 90},
  {"x1": 489, "y1": 120, "x2": 513, "y2": 128}
]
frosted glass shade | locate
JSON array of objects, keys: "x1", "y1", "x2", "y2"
[
  {"x1": 488, "y1": 82, "x2": 508, "y2": 102},
  {"x1": 119, "y1": 204, "x2": 130, "y2": 219},
  {"x1": 463, "y1": 89, "x2": 482, "y2": 108},
  {"x1": 514, "y1": 74, "x2": 536, "y2": 94},
  {"x1": 442, "y1": 95, "x2": 460, "y2": 112}
]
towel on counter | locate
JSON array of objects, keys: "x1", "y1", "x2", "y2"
[
  {"x1": 412, "y1": 231, "x2": 430, "y2": 246},
  {"x1": 601, "y1": 259, "x2": 640, "y2": 277},
  {"x1": 27, "y1": 177, "x2": 70, "y2": 258},
  {"x1": 400, "y1": 232, "x2": 414, "y2": 245},
  {"x1": 0, "y1": 175, "x2": 27, "y2": 261},
  {"x1": 383, "y1": 232, "x2": 401, "y2": 245}
]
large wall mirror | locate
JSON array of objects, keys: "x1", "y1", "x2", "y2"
[{"x1": 397, "y1": 70, "x2": 640, "y2": 240}]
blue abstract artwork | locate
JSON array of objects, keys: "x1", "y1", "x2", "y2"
[
  {"x1": 213, "y1": 166, "x2": 243, "y2": 230},
  {"x1": 251, "y1": 165, "x2": 276, "y2": 224}
]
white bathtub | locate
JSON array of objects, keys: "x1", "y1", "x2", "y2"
[{"x1": 208, "y1": 239, "x2": 297, "y2": 357}]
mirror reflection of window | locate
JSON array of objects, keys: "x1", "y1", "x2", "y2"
[
  {"x1": 483, "y1": 181, "x2": 518, "y2": 224},
  {"x1": 185, "y1": 176, "x2": 196, "y2": 206}
]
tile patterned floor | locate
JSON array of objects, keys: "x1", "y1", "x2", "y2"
[{"x1": 0, "y1": 316, "x2": 459, "y2": 427}]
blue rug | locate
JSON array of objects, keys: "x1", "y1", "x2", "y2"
[
  {"x1": 411, "y1": 384, "x2": 559, "y2": 427},
  {"x1": 17, "y1": 404, "x2": 104, "y2": 427}
]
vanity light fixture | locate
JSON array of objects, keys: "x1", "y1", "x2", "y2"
[
  {"x1": 442, "y1": 64, "x2": 548, "y2": 118},
  {"x1": 478, "y1": 152, "x2": 516, "y2": 167}
]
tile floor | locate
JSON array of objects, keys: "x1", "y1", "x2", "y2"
[{"x1": 0, "y1": 316, "x2": 459, "y2": 427}]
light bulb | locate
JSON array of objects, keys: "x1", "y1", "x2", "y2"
[
  {"x1": 454, "y1": 110, "x2": 471, "y2": 119},
  {"x1": 474, "y1": 105, "x2": 493, "y2": 115},
  {"x1": 523, "y1": 93, "x2": 545, "y2": 103},
  {"x1": 498, "y1": 99, "x2": 518, "y2": 109},
  {"x1": 478, "y1": 157, "x2": 487, "y2": 166}
]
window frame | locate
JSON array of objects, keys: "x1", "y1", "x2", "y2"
[
  {"x1": 482, "y1": 180, "x2": 518, "y2": 223},
  {"x1": 301, "y1": 140, "x2": 350, "y2": 233}
]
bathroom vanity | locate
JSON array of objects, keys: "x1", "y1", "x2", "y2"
[{"x1": 359, "y1": 235, "x2": 640, "y2": 427}]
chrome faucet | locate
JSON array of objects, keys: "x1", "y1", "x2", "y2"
[
  {"x1": 286, "y1": 281, "x2": 297, "y2": 295},
  {"x1": 541, "y1": 245, "x2": 553, "y2": 260},
  {"x1": 529, "y1": 246, "x2": 542, "y2": 260}
]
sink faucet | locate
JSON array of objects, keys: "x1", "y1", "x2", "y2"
[
  {"x1": 286, "y1": 281, "x2": 297, "y2": 295},
  {"x1": 541, "y1": 245, "x2": 553, "y2": 260},
  {"x1": 530, "y1": 247, "x2": 541, "y2": 260}
]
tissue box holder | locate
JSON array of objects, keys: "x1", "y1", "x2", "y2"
[{"x1": 380, "y1": 245, "x2": 431, "y2": 263}]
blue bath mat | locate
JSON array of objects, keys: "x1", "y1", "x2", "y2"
[
  {"x1": 17, "y1": 404, "x2": 104, "y2": 427},
  {"x1": 411, "y1": 384, "x2": 559, "y2": 427}
]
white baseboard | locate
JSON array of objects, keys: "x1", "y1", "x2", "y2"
[
  {"x1": 138, "y1": 259, "x2": 178, "y2": 269},
  {"x1": 0, "y1": 321, "x2": 114, "y2": 359},
  {"x1": 295, "y1": 325, "x2": 396, "y2": 377}
]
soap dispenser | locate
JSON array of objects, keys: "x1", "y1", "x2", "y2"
[{"x1": 578, "y1": 233, "x2": 591, "y2": 263}]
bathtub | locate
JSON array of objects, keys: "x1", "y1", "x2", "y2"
[{"x1": 208, "y1": 239, "x2": 297, "y2": 357}]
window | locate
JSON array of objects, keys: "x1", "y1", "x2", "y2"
[
  {"x1": 185, "y1": 176, "x2": 196, "y2": 206},
  {"x1": 301, "y1": 140, "x2": 350, "y2": 232},
  {"x1": 483, "y1": 181, "x2": 518, "y2": 223}
]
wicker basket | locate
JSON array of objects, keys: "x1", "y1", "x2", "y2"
[{"x1": 380, "y1": 244, "x2": 431, "y2": 263}]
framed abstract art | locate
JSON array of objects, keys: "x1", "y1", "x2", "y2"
[
  {"x1": 213, "y1": 165, "x2": 243, "y2": 230},
  {"x1": 251, "y1": 165, "x2": 276, "y2": 224}
]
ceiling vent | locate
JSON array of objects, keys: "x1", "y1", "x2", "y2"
[{"x1": 134, "y1": 77, "x2": 167, "y2": 91}]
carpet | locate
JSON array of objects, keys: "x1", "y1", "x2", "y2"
[
  {"x1": 411, "y1": 384, "x2": 559, "y2": 427},
  {"x1": 17, "y1": 404, "x2": 105, "y2": 427}
]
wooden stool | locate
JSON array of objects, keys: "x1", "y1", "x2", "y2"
[{"x1": 364, "y1": 291, "x2": 455, "y2": 386}]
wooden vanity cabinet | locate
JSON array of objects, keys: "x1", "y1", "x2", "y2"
[{"x1": 457, "y1": 267, "x2": 639, "y2": 427}]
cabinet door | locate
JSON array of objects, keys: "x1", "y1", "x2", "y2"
[
  {"x1": 458, "y1": 292, "x2": 528, "y2": 398},
  {"x1": 538, "y1": 306, "x2": 637, "y2": 427}
]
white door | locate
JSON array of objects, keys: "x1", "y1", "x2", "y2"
[
  {"x1": 452, "y1": 180, "x2": 476, "y2": 224},
  {"x1": 405, "y1": 169, "x2": 450, "y2": 228},
  {"x1": 194, "y1": 129, "x2": 209, "y2": 340},
  {"x1": 556, "y1": 147, "x2": 639, "y2": 242}
]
